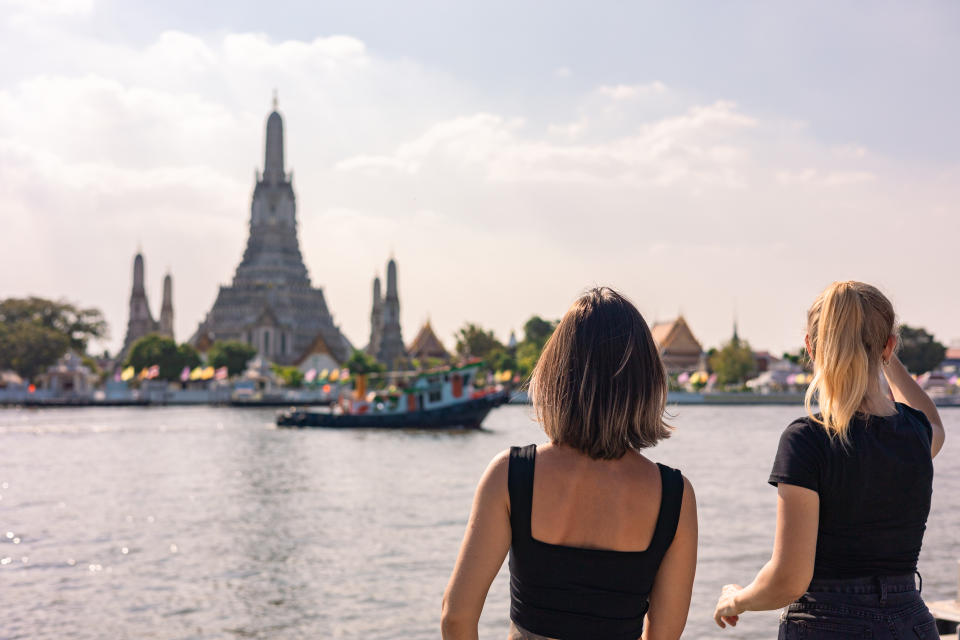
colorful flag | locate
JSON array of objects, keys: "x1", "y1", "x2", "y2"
[
  {"x1": 120, "y1": 366, "x2": 135, "y2": 382},
  {"x1": 138, "y1": 368, "x2": 149, "y2": 380},
  {"x1": 189, "y1": 366, "x2": 203, "y2": 381},
  {"x1": 329, "y1": 368, "x2": 340, "y2": 382},
  {"x1": 305, "y1": 368, "x2": 317, "y2": 383},
  {"x1": 201, "y1": 366, "x2": 215, "y2": 380},
  {"x1": 180, "y1": 366, "x2": 191, "y2": 382},
  {"x1": 214, "y1": 366, "x2": 228, "y2": 381},
  {"x1": 340, "y1": 368, "x2": 350, "y2": 382},
  {"x1": 147, "y1": 365, "x2": 160, "y2": 379}
]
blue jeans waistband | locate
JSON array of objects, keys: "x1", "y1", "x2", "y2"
[{"x1": 806, "y1": 573, "x2": 918, "y2": 595}]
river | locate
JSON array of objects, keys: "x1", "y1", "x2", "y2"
[{"x1": 1, "y1": 405, "x2": 957, "y2": 639}]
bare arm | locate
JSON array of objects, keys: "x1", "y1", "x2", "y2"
[
  {"x1": 883, "y1": 354, "x2": 945, "y2": 457},
  {"x1": 441, "y1": 451, "x2": 512, "y2": 640},
  {"x1": 714, "y1": 483, "x2": 818, "y2": 628},
  {"x1": 643, "y1": 476, "x2": 697, "y2": 640}
]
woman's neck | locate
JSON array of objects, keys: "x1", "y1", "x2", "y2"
[{"x1": 858, "y1": 371, "x2": 897, "y2": 416}]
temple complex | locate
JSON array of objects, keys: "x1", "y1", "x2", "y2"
[
  {"x1": 365, "y1": 257, "x2": 409, "y2": 369},
  {"x1": 120, "y1": 252, "x2": 173, "y2": 361},
  {"x1": 191, "y1": 100, "x2": 352, "y2": 364}
]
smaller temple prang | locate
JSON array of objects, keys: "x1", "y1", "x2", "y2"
[
  {"x1": 366, "y1": 274, "x2": 384, "y2": 357},
  {"x1": 374, "y1": 257, "x2": 409, "y2": 369},
  {"x1": 159, "y1": 272, "x2": 174, "y2": 340},
  {"x1": 120, "y1": 252, "x2": 160, "y2": 361}
]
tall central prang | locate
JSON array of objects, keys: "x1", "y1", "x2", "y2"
[{"x1": 191, "y1": 98, "x2": 352, "y2": 364}]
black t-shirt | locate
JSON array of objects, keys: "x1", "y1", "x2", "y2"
[{"x1": 768, "y1": 402, "x2": 934, "y2": 579}]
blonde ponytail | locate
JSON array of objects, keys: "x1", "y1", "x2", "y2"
[{"x1": 804, "y1": 281, "x2": 895, "y2": 441}]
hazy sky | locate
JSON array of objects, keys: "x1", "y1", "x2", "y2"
[{"x1": 1, "y1": 0, "x2": 958, "y2": 357}]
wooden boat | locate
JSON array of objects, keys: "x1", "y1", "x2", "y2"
[{"x1": 276, "y1": 362, "x2": 509, "y2": 429}]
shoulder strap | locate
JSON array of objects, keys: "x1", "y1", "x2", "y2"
[
  {"x1": 508, "y1": 444, "x2": 536, "y2": 539},
  {"x1": 648, "y1": 463, "x2": 684, "y2": 557}
]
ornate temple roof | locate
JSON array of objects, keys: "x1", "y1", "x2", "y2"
[
  {"x1": 295, "y1": 328, "x2": 342, "y2": 367},
  {"x1": 407, "y1": 321, "x2": 449, "y2": 360},
  {"x1": 650, "y1": 316, "x2": 703, "y2": 356}
]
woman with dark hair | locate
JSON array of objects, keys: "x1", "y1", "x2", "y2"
[
  {"x1": 714, "y1": 281, "x2": 945, "y2": 638},
  {"x1": 442, "y1": 287, "x2": 697, "y2": 640}
]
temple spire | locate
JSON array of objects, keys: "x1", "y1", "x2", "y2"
[
  {"x1": 386, "y1": 258, "x2": 398, "y2": 300},
  {"x1": 263, "y1": 97, "x2": 285, "y2": 183},
  {"x1": 132, "y1": 252, "x2": 145, "y2": 295}
]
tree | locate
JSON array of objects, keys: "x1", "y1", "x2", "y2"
[
  {"x1": 0, "y1": 297, "x2": 106, "y2": 352},
  {"x1": 516, "y1": 341, "x2": 542, "y2": 377},
  {"x1": 207, "y1": 341, "x2": 257, "y2": 377},
  {"x1": 0, "y1": 322, "x2": 71, "y2": 380},
  {"x1": 487, "y1": 347, "x2": 517, "y2": 374},
  {"x1": 898, "y1": 325, "x2": 945, "y2": 374},
  {"x1": 512, "y1": 315, "x2": 559, "y2": 377},
  {"x1": 522, "y1": 316, "x2": 557, "y2": 350},
  {"x1": 125, "y1": 335, "x2": 201, "y2": 380},
  {"x1": 345, "y1": 349, "x2": 386, "y2": 375},
  {"x1": 454, "y1": 324, "x2": 503, "y2": 361},
  {"x1": 709, "y1": 338, "x2": 756, "y2": 387},
  {"x1": 271, "y1": 364, "x2": 304, "y2": 388},
  {"x1": 0, "y1": 297, "x2": 107, "y2": 380}
]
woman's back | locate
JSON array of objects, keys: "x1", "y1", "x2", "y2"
[
  {"x1": 529, "y1": 443, "x2": 664, "y2": 552},
  {"x1": 508, "y1": 444, "x2": 685, "y2": 640},
  {"x1": 769, "y1": 403, "x2": 934, "y2": 578}
]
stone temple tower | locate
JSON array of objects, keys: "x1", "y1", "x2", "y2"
[
  {"x1": 366, "y1": 274, "x2": 383, "y2": 357},
  {"x1": 159, "y1": 272, "x2": 174, "y2": 339},
  {"x1": 190, "y1": 98, "x2": 352, "y2": 364},
  {"x1": 375, "y1": 257, "x2": 408, "y2": 369},
  {"x1": 120, "y1": 252, "x2": 159, "y2": 360}
]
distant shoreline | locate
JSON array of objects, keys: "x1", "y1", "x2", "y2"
[
  {"x1": 509, "y1": 390, "x2": 960, "y2": 408},
  {"x1": 2, "y1": 391, "x2": 959, "y2": 409}
]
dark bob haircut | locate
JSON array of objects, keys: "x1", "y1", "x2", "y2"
[{"x1": 529, "y1": 287, "x2": 670, "y2": 459}]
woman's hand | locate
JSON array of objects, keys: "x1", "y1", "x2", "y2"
[{"x1": 713, "y1": 584, "x2": 745, "y2": 628}]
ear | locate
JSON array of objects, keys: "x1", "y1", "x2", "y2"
[
  {"x1": 804, "y1": 334, "x2": 813, "y2": 360},
  {"x1": 882, "y1": 334, "x2": 897, "y2": 361}
]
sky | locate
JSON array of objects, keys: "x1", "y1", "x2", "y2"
[{"x1": 1, "y1": 0, "x2": 958, "y2": 357}]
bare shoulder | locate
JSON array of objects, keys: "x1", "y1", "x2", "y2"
[
  {"x1": 680, "y1": 475, "x2": 697, "y2": 513},
  {"x1": 475, "y1": 449, "x2": 511, "y2": 504}
]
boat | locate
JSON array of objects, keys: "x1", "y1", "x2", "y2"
[{"x1": 276, "y1": 362, "x2": 509, "y2": 429}]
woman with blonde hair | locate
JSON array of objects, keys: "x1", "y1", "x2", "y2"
[
  {"x1": 442, "y1": 287, "x2": 697, "y2": 640},
  {"x1": 714, "y1": 281, "x2": 945, "y2": 638}
]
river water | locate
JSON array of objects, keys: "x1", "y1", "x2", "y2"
[{"x1": 1, "y1": 404, "x2": 957, "y2": 639}]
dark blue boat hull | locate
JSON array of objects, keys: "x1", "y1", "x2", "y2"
[{"x1": 276, "y1": 391, "x2": 509, "y2": 429}]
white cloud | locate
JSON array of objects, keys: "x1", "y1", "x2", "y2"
[
  {"x1": 598, "y1": 82, "x2": 668, "y2": 100},
  {"x1": 0, "y1": 22, "x2": 957, "y2": 357}
]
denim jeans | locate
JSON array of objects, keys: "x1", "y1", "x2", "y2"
[{"x1": 779, "y1": 574, "x2": 938, "y2": 639}]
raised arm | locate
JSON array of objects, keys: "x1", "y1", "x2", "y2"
[
  {"x1": 714, "y1": 483, "x2": 818, "y2": 628},
  {"x1": 643, "y1": 476, "x2": 697, "y2": 640},
  {"x1": 441, "y1": 451, "x2": 512, "y2": 640},
  {"x1": 883, "y1": 353, "x2": 945, "y2": 457}
]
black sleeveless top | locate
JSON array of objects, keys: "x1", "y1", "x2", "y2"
[{"x1": 508, "y1": 445, "x2": 684, "y2": 640}]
